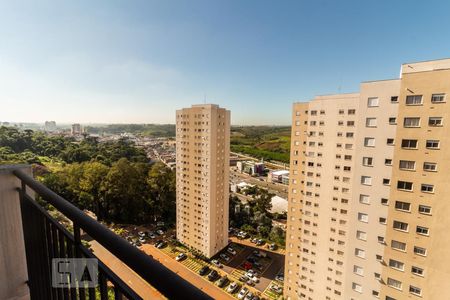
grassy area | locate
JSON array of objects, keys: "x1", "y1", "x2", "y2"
[{"x1": 230, "y1": 126, "x2": 291, "y2": 163}]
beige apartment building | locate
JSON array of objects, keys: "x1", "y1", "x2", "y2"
[
  {"x1": 175, "y1": 104, "x2": 230, "y2": 258},
  {"x1": 285, "y1": 58, "x2": 450, "y2": 300}
]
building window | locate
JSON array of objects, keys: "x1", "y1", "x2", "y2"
[
  {"x1": 356, "y1": 230, "x2": 367, "y2": 241},
  {"x1": 387, "y1": 138, "x2": 395, "y2": 145},
  {"x1": 406, "y1": 95, "x2": 423, "y2": 105},
  {"x1": 362, "y1": 157, "x2": 373, "y2": 166},
  {"x1": 347, "y1": 121, "x2": 355, "y2": 126},
  {"x1": 359, "y1": 194, "x2": 370, "y2": 204},
  {"x1": 381, "y1": 198, "x2": 389, "y2": 205},
  {"x1": 353, "y1": 265, "x2": 364, "y2": 276},
  {"x1": 387, "y1": 278, "x2": 402, "y2": 290},
  {"x1": 339, "y1": 109, "x2": 345, "y2": 115},
  {"x1": 379, "y1": 217, "x2": 387, "y2": 224},
  {"x1": 383, "y1": 178, "x2": 391, "y2": 185},
  {"x1": 423, "y1": 162, "x2": 437, "y2": 172},
  {"x1": 355, "y1": 248, "x2": 366, "y2": 258},
  {"x1": 399, "y1": 160, "x2": 415, "y2": 170},
  {"x1": 368, "y1": 97, "x2": 379, "y2": 107},
  {"x1": 416, "y1": 226, "x2": 429, "y2": 236},
  {"x1": 411, "y1": 266, "x2": 424, "y2": 276},
  {"x1": 391, "y1": 96, "x2": 399, "y2": 103},
  {"x1": 404, "y1": 117, "x2": 421, "y2": 128},
  {"x1": 409, "y1": 285, "x2": 422, "y2": 296},
  {"x1": 414, "y1": 246, "x2": 427, "y2": 256},
  {"x1": 431, "y1": 93, "x2": 446, "y2": 103},
  {"x1": 385, "y1": 159, "x2": 393, "y2": 165},
  {"x1": 393, "y1": 220, "x2": 409, "y2": 232},
  {"x1": 421, "y1": 184, "x2": 434, "y2": 193},
  {"x1": 364, "y1": 137, "x2": 375, "y2": 147},
  {"x1": 348, "y1": 109, "x2": 356, "y2": 115},
  {"x1": 418, "y1": 205, "x2": 431, "y2": 215},
  {"x1": 358, "y1": 213, "x2": 369, "y2": 223},
  {"x1": 395, "y1": 201, "x2": 411, "y2": 212},
  {"x1": 397, "y1": 181, "x2": 413, "y2": 191},
  {"x1": 366, "y1": 118, "x2": 377, "y2": 127},
  {"x1": 426, "y1": 140, "x2": 440, "y2": 149},
  {"x1": 361, "y1": 176, "x2": 372, "y2": 185},
  {"x1": 391, "y1": 240, "x2": 406, "y2": 251},
  {"x1": 352, "y1": 282, "x2": 363, "y2": 293},
  {"x1": 389, "y1": 259, "x2": 405, "y2": 271},
  {"x1": 401, "y1": 139, "x2": 418, "y2": 149},
  {"x1": 429, "y1": 117, "x2": 443, "y2": 126},
  {"x1": 389, "y1": 117, "x2": 397, "y2": 124}
]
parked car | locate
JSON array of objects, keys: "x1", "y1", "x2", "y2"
[
  {"x1": 176, "y1": 253, "x2": 187, "y2": 261},
  {"x1": 268, "y1": 243, "x2": 277, "y2": 251},
  {"x1": 198, "y1": 266, "x2": 210, "y2": 276},
  {"x1": 138, "y1": 231, "x2": 145, "y2": 237},
  {"x1": 238, "y1": 275, "x2": 247, "y2": 282},
  {"x1": 252, "y1": 296, "x2": 260, "y2": 300},
  {"x1": 149, "y1": 233, "x2": 156, "y2": 239},
  {"x1": 157, "y1": 229, "x2": 165, "y2": 235},
  {"x1": 270, "y1": 284, "x2": 283, "y2": 294},
  {"x1": 220, "y1": 253, "x2": 230, "y2": 262},
  {"x1": 256, "y1": 239, "x2": 264, "y2": 246},
  {"x1": 227, "y1": 247, "x2": 237, "y2": 255},
  {"x1": 237, "y1": 287, "x2": 249, "y2": 300},
  {"x1": 227, "y1": 282, "x2": 239, "y2": 293},
  {"x1": 244, "y1": 292, "x2": 254, "y2": 300},
  {"x1": 208, "y1": 270, "x2": 219, "y2": 281},
  {"x1": 155, "y1": 241, "x2": 166, "y2": 249},
  {"x1": 211, "y1": 259, "x2": 223, "y2": 268},
  {"x1": 275, "y1": 273, "x2": 284, "y2": 282},
  {"x1": 138, "y1": 236, "x2": 146, "y2": 243},
  {"x1": 216, "y1": 275, "x2": 228, "y2": 287},
  {"x1": 135, "y1": 241, "x2": 142, "y2": 247},
  {"x1": 250, "y1": 238, "x2": 258, "y2": 244},
  {"x1": 246, "y1": 279, "x2": 255, "y2": 286}
]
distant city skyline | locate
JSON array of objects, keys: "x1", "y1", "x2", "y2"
[{"x1": 1, "y1": 1, "x2": 450, "y2": 125}]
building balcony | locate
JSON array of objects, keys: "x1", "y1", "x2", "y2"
[{"x1": 0, "y1": 165, "x2": 212, "y2": 300}]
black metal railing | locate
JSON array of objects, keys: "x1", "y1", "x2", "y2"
[{"x1": 14, "y1": 169, "x2": 212, "y2": 300}]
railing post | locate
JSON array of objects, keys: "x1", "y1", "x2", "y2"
[{"x1": 0, "y1": 165, "x2": 32, "y2": 300}]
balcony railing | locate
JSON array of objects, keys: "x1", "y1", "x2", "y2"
[{"x1": 1, "y1": 165, "x2": 212, "y2": 300}]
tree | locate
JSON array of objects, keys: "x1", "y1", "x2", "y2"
[
  {"x1": 269, "y1": 226, "x2": 286, "y2": 246},
  {"x1": 147, "y1": 162, "x2": 176, "y2": 224}
]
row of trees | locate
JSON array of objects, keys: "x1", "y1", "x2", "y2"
[
  {"x1": 0, "y1": 126, "x2": 147, "y2": 165},
  {"x1": 229, "y1": 187, "x2": 286, "y2": 246},
  {"x1": 42, "y1": 159, "x2": 176, "y2": 225}
]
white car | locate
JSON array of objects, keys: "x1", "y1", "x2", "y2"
[
  {"x1": 220, "y1": 253, "x2": 230, "y2": 262},
  {"x1": 244, "y1": 292, "x2": 254, "y2": 300},
  {"x1": 157, "y1": 229, "x2": 164, "y2": 235},
  {"x1": 138, "y1": 231, "x2": 145, "y2": 237},
  {"x1": 211, "y1": 259, "x2": 223, "y2": 268},
  {"x1": 227, "y1": 282, "x2": 239, "y2": 293},
  {"x1": 237, "y1": 287, "x2": 249, "y2": 299},
  {"x1": 176, "y1": 253, "x2": 187, "y2": 261},
  {"x1": 138, "y1": 237, "x2": 146, "y2": 243},
  {"x1": 227, "y1": 247, "x2": 237, "y2": 255}
]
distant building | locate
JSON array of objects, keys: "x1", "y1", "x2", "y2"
[
  {"x1": 268, "y1": 170, "x2": 289, "y2": 183},
  {"x1": 175, "y1": 104, "x2": 230, "y2": 258},
  {"x1": 71, "y1": 123, "x2": 82, "y2": 135},
  {"x1": 236, "y1": 160, "x2": 265, "y2": 176},
  {"x1": 44, "y1": 121, "x2": 56, "y2": 132},
  {"x1": 269, "y1": 195, "x2": 288, "y2": 214}
]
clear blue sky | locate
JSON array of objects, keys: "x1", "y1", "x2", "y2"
[{"x1": 1, "y1": 0, "x2": 450, "y2": 125}]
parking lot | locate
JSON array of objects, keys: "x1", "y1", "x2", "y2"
[{"x1": 110, "y1": 224, "x2": 285, "y2": 299}]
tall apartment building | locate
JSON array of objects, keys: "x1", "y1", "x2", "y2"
[
  {"x1": 71, "y1": 123, "x2": 82, "y2": 135},
  {"x1": 380, "y1": 60, "x2": 450, "y2": 300},
  {"x1": 284, "y1": 58, "x2": 450, "y2": 300},
  {"x1": 175, "y1": 104, "x2": 230, "y2": 258}
]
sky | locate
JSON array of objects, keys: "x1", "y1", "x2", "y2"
[{"x1": 1, "y1": 0, "x2": 450, "y2": 125}]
